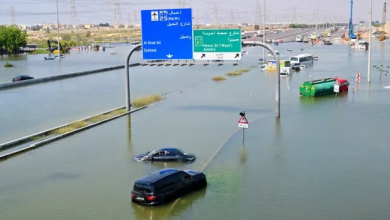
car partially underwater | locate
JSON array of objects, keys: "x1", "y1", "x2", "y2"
[{"x1": 134, "y1": 148, "x2": 196, "y2": 162}]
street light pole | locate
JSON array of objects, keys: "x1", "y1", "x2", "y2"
[
  {"x1": 368, "y1": 0, "x2": 372, "y2": 82},
  {"x1": 56, "y1": 0, "x2": 61, "y2": 61},
  {"x1": 243, "y1": 41, "x2": 280, "y2": 118},
  {"x1": 125, "y1": 44, "x2": 142, "y2": 111},
  {"x1": 262, "y1": 0, "x2": 266, "y2": 63},
  {"x1": 315, "y1": 0, "x2": 318, "y2": 36}
]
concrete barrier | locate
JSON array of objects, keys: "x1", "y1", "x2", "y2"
[
  {"x1": 0, "y1": 63, "x2": 140, "y2": 91},
  {"x1": 0, "y1": 106, "x2": 147, "y2": 161},
  {"x1": 0, "y1": 106, "x2": 127, "y2": 150}
]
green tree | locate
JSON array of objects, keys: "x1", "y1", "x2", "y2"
[{"x1": 0, "y1": 25, "x2": 27, "y2": 54}]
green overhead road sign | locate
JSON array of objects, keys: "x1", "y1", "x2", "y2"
[{"x1": 193, "y1": 29, "x2": 242, "y2": 60}]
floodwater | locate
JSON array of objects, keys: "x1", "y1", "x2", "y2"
[{"x1": 1, "y1": 40, "x2": 390, "y2": 220}]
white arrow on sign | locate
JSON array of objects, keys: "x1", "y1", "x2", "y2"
[{"x1": 166, "y1": 54, "x2": 173, "y2": 58}]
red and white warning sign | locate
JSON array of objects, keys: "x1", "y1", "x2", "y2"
[
  {"x1": 356, "y1": 73, "x2": 361, "y2": 83},
  {"x1": 238, "y1": 116, "x2": 249, "y2": 129}
]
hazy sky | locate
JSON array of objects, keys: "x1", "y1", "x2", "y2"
[{"x1": 0, "y1": 0, "x2": 386, "y2": 25}]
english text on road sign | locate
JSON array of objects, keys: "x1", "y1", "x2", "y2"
[
  {"x1": 141, "y1": 8, "x2": 193, "y2": 60},
  {"x1": 193, "y1": 29, "x2": 242, "y2": 60},
  {"x1": 356, "y1": 73, "x2": 361, "y2": 83},
  {"x1": 239, "y1": 123, "x2": 249, "y2": 129}
]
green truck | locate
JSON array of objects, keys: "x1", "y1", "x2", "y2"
[{"x1": 299, "y1": 78, "x2": 337, "y2": 97}]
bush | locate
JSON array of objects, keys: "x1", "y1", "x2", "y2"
[
  {"x1": 212, "y1": 75, "x2": 227, "y2": 81},
  {"x1": 4, "y1": 62, "x2": 13, "y2": 67},
  {"x1": 226, "y1": 71, "x2": 243, "y2": 76}
]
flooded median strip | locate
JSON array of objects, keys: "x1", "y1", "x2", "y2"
[{"x1": 0, "y1": 94, "x2": 163, "y2": 161}]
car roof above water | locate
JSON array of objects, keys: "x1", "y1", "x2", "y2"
[
  {"x1": 159, "y1": 147, "x2": 180, "y2": 151},
  {"x1": 135, "y1": 169, "x2": 181, "y2": 185}
]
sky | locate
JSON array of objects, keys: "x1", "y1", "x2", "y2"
[{"x1": 0, "y1": 0, "x2": 387, "y2": 25}]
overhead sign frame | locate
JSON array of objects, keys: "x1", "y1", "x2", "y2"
[{"x1": 141, "y1": 8, "x2": 193, "y2": 60}]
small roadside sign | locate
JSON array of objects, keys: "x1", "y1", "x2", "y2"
[
  {"x1": 238, "y1": 116, "x2": 249, "y2": 129},
  {"x1": 193, "y1": 29, "x2": 242, "y2": 60},
  {"x1": 356, "y1": 73, "x2": 361, "y2": 83},
  {"x1": 334, "y1": 84, "x2": 340, "y2": 93}
]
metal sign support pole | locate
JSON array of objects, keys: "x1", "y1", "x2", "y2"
[
  {"x1": 125, "y1": 44, "x2": 142, "y2": 111},
  {"x1": 242, "y1": 128, "x2": 245, "y2": 142}
]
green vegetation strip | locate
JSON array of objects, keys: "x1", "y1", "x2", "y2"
[
  {"x1": 212, "y1": 75, "x2": 227, "y2": 81},
  {"x1": 131, "y1": 94, "x2": 162, "y2": 107},
  {"x1": 225, "y1": 68, "x2": 250, "y2": 77}
]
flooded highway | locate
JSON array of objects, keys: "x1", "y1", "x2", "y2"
[{"x1": 1, "y1": 40, "x2": 390, "y2": 219}]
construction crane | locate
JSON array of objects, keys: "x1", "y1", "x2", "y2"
[
  {"x1": 379, "y1": 2, "x2": 387, "y2": 42},
  {"x1": 349, "y1": 0, "x2": 357, "y2": 40}
]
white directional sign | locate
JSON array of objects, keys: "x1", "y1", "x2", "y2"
[
  {"x1": 238, "y1": 116, "x2": 249, "y2": 129},
  {"x1": 334, "y1": 84, "x2": 340, "y2": 93}
]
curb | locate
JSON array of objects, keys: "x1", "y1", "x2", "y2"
[
  {"x1": 0, "y1": 106, "x2": 147, "y2": 161},
  {"x1": 0, "y1": 63, "x2": 140, "y2": 91}
]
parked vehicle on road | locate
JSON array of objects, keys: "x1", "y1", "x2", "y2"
[
  {"x1": 12, "y1": 75, "x2": 34, "y2": 82},
  {"x1": 134, "y1": 148, "x2": 196, "y2": 162},
  {"x1": 296, "y1": 35, "x2": 303, "y2": 42},
  {"x1": 289, "y1": 54, "x2": 314, "y2": 66},
  {"x1": 131, "y1": 168, "x2": 207, "y2": 205}
]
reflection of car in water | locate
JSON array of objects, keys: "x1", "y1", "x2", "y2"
[
  {"x1": 131, "y1": 168, "x2": 207, "y2": 206},
  {"x1": 134, "y1": 148, "x2": 196, "y2": 162}
]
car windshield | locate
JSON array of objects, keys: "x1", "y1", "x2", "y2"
[
  {"x1": 178, "y1": 149, "x2": 189, "y2": 155},
  {"x1": 146, "y1": 150, "x2": 156, "y2": 156}
]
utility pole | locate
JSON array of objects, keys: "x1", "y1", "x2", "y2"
[
  {"x1": 70, "y1": 0, "x2": 79, "y2": 27},
  {"x1": 134, "y1": 10, "x2": 137, "y2": 25},
  {"x1": 213, "y1": 1, "x2": 219, "y2": 26},
  {"x1": 292, "y1": 7, "x2": 297, "y2": 24},
  {"x1": 10, "y1": 6, "x2": 15, "y2": 24},
  {"x1": 315, "y1": 0, "x2": 318, "y2": 35},
  {"x1": 368, "y1": 0, "x2": 372, "y2": 82},
  {"x1": 114, "y1": 0, "x2": 123, "y2": 28},
  {"x1": 56, "y1": 0, "x2": 61, "y2": 61},
  {"x1": 230, "y1": 9, "x2": 235, "y2": 25},
  {"x1": 262, "y1": 0, "x2": 266, "y2": 63}
]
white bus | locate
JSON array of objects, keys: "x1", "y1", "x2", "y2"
[{"x1": 289, "y1": 54, "x2": 314, "y2": 66}]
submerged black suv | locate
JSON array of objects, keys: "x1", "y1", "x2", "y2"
[{"x1": 131, "y1": 168, "x2": 207, "y2": 206}]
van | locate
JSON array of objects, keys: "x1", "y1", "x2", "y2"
[{"x1": 131, "y1": 169, "x2": 207, "y2": 206}]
